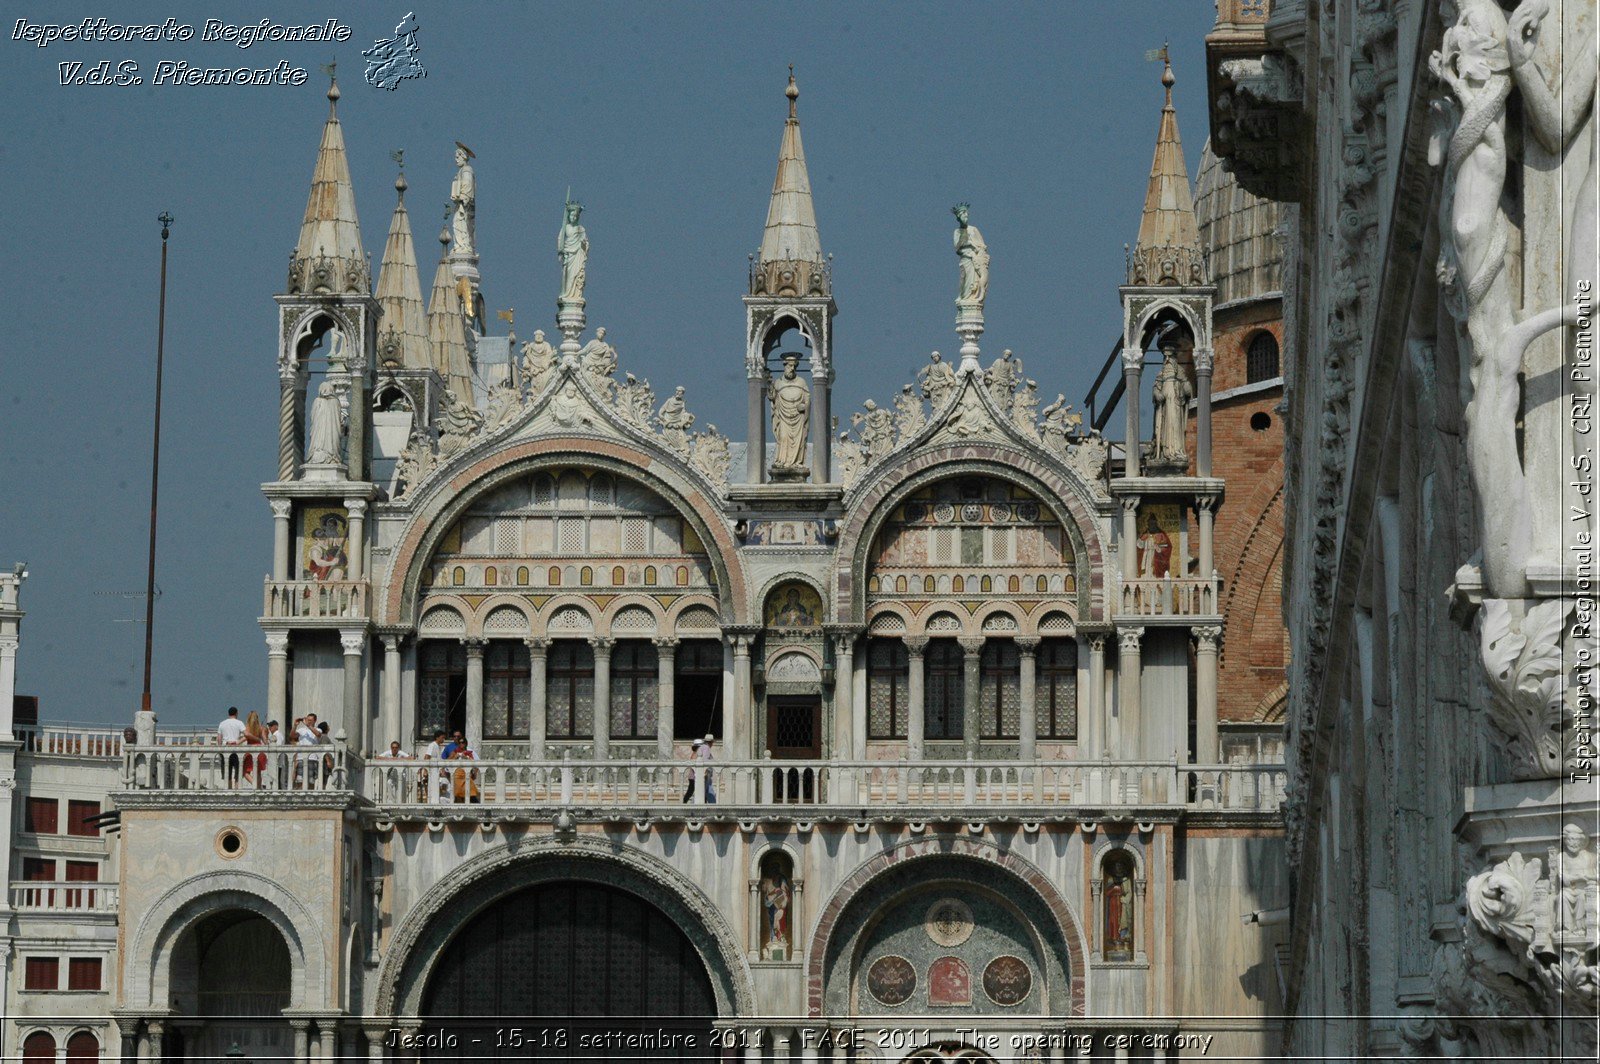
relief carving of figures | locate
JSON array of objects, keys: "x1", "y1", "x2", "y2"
[
  {"x1": 691, "y1": 425, "x2": 730, "y2": 489},
  {"x1": 520, "y1": 330, "x2": 557, "y2": 395},
  {"x1": 1011, "y1": 379, "x2": 1040, "y2": 441},
  {"x1": 952, "y1": 202, "x2": 990, "y2": 307},
  {"x1": 1150, "y1": 343, "x2": 1193, "y2": 464},
  {"x1": 436, "y1": 387, "x2": 483, "y2": 457},
  {"x1": 893, "y1": 384, "x2": 926, "y2": 443},
  {"x1": 306, "y1": 380, "x2": 346, "y2": 467},
  {"x1": 577, "y1": 327, "x2": 618, "y2": 400},
  {"x1": 449, "y1": 143, "x2": 476, "y2": 257},
  {"x1": 985, "y1": 349, "x2": 1021, "y2": 404},
  {"x1": 557, "y1": 198, "x2": 589, "y2": 304},
  {"x1": 615, "y1": 373, "x2": 655, "y2": 429},
  {"x1": 768, "y1": 353, "x2": 811, "y2": 471},
  {"x1": 852, "y1": 400, "x2": 894, "y2": 461},
  {"x1": 658, "y1": 386, "x2": 695, "y2": 455},
  {"x1": 946, "y1": 389, "x2": 988, "y2": 438},
  {"x1": 920, "y1": 351, "x2": 958, "y2": 409}
]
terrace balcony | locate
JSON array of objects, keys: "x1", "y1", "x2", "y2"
[
  {"x1": 261, "y1": 578, "x2": 369, "y2": 623},
  {"x1": 9, "y1": 881, "x2": 119, "y2": 914}
]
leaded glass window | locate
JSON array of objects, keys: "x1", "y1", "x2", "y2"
[
  {"x1": 418, "y1": 641, "x2": 466, "y2": 739},
  {"x1": 484, "y1": 641, "x2": 531, "y2": 739},
  {"x1": 547, "y1": 641, "x2": 595, "y2": 739},
  {"x1": 980, "y1": 640, "x2": 1021, "y2": 739},
  {"x1": 1038, "y1": 638, "x2": 1079, "y2": 739},
  {"x1": 867, "y1": 639, "x2": 909, "y2": 739},
  {"x1": 925, "y1": 640, "x2": 964, "y2": 740},
  {"x1": 609, "y1": 641, "x2": 659, "y2": 739}
]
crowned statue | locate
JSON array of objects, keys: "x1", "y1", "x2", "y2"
[
  {"x1": 952, "y1": 203, "x2": 990, "y2": 309},
  {"x1": 557, "y1": 198, "x2": 589, "y2": 305}
]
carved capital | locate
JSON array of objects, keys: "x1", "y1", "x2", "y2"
[
  {"x1": 588, "y1": 636, "x2": 616, "y2": 655},
  {"x1": 1195, "y1": 495, "x2": 1217, "y2": 515},
  {"x1": 1087, "y1": 633, "x2": 1107, "y2": 654},
  {"x1": 902, "y1": 636, "x2": 930, "y2": 657},
  {"x1": 1193, "y1": 347, "x2": 1215, "y2": 373},
  {"x1": 1014, "y1": 636, "x2": 1041, "y2": 655},
  {"x1": 381, "y1": 634, "x2": 401, "y2": 653},
  {"x1": 1192, "y1": 625, "x2": 1223, "y2": 652},
  {"x1": 1117, "y1": 626, "x2": 1145, "y2": 653},
  {"x1": 1120, "y1": 495, "x2": 1141, "y2": 515},
  {"x1": 269, "y1": 499, "x2": 293, "y2": 520},
  {"x1": 264, "y1": 631, "x2": 291, "y2": 656},
  {"x1": 344, "y1": 499, "x2": 368, "y2": 519},
  {"x1": 652, "y1": 636, "x2": 679, "y2": 651},
  {"x1": 460, "y1": 637, "x2": 487, "y2": 657},
  {"x1": 339, "y1": 630, "x2": 366, "y2": 656},
  {"x1": 957, "y1": 636, "x2": 986, "y2": 657}
]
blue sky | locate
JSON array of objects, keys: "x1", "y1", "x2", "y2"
[{"x1": 1, "y1": 1, "x2": 1217, "y2": 726}]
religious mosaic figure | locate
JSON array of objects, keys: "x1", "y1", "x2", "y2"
[
  {"x1": 578, "y1": 328, "x2": 618, "y2": 399},
  {"x1": 952, "y1": 203, "x2": 990, "y2": 307},
  {"x1": 557, "y1": 198, "x2": 589, "y2": 304},
  {"x1": 769, "y1": 353, "x2": 811, "y2": 472},
  {"x1": 1136, "y1": 512, "x2": 1174, "y2": 579},
  {"x1": 449, "y1": 144, "x2": 476, "y2": 257},
  {"x1": 302, "y1": 511, "x2": 348, "y2": 581},
  {"x1": 927, "y1": 956, "x2": 973, "y2": 1006},
  {"x1": 1150, "y1": 344, "x2": 1192, "y2": 463},
  {"x1": 659, "y1": 386, "x2": 695, "y2": 454},
  {"x1": 1549, "y1": 824, "x2": 1598, "y2": 937},
  {"x1": 520, "y1": 330, "x2": 556, "y2": 394},
  {"x1": 760, "y1": 854, "x2": 794, "y2": 959},
  {"x1": 436, "y1": 388, "x2": 483, "y2": 457},
  {"x1": 306, "y1": 380, "x2": 345, "y2": 466},
  {"x1": 1102, "y1": 852, "x2": 1136, "y2": 961},
  {"x1": 920, "y1": 350, "x2": 958, "y2": 408}
]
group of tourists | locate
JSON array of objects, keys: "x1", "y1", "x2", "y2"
[{"x1": 215, "y1": 706, "x2": 336, "y2": 788}]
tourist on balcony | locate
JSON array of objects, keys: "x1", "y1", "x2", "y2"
[
  {"x1": 240, "y1": 711, "x2": 268, "y2": 788},
  {"x1": 267, "y1": 719, "x2": 286, "y2": 787},
  {"x1": 423, "y1": 730, "x2": 448, "y2": 803},
  {"x1": 218, "y1": 706, "x2": 246, "y2": 787},
  {"x1": 443, "y1": 730, "x2": 481, "y2": 803},
  {"x1": 699, "y1": 734, "x2": 717, "y2": 804},
  {"x1": 683, "y1": 739, "x2": 703, "y2": 802},
  {"x1": 293, "y1": 713, "x2": 320, "y2": 788}
]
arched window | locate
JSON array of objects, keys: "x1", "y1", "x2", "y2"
[
  {"x1": 418, "y1": 642, "x2": 467, "y2": 739},
  {"x1": 66, "y1": 1032, "x2": 100, "y2": 1064},
  {"x1": 757, "y1": 852, "x2": 796, "y2": 960},
  {"x1": 867, "y1": 639, "x2": 909, "y2": 739},
  {"x1": 484, "y1": 642, "x2": 531, "y2": 740},
  {"x1": 1246, "y1": 331, "x2": 1280, "y2": 384},
  {"x1": 23, "y1": 1032, "x2": 55, "y2": 1064},
  {"x1": 546, "y1": 642, "x2": 595, "y2": 739}
]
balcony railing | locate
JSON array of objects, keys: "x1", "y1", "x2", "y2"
[
  {"x1": 16, "y1": 723, "x2": 210, "y2": 758},
  {"x1": 10, "y1": 881, "x2": 119, "y2": 913},
  {"x1": 121, "y1": 747, "x2": 354, "y2": 792},
  {"x1": 262, "y1": 579, "x2": 368, "y2": 620},
  {"x1": 1116, "y1": 575, "x2": 1219, "y2": 618}
]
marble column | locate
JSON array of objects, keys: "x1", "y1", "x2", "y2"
[
  {"x1": 1195, "y1": 346, "x2": 1214, "y2": 477},
  {"x1": 1086, "y1": 634, "x2": 1107, "y2": 759},
  {"x1": 0, "y1": 632, "x2": 15, "y2": 743},
  {"x1": 289, "y1": 1020, "x2": 310, "y2": 1064},
  {"x1": 526, "y1": 638, "x2": 549, "y2": 758},
  {"x1": 271, "y1": 499, "x2": 293, "y2": 582},
  {"x1": 1197, "y1": 496, "x2": 1216, "y2": 580},
  {"x1": 590, "y1": 637, "x2": 614, "y2": 760},
  {"x1": 1193, "y1": 625, "x2": 1221, "y2": 764},
  {"x1": 832, "y1": 634, "x2": 856, "y2": 759},
  {"x1": 340, "y1": 630, "x2": 365, "y2": 751},
  {"x1": 958, "y1": 636, "x2": 985, "y2": 757},
  {"x1": 266, "y1": 630, "x2": 291, "y2": 729},
  {"x1": 1117, "y1": 627, "x2": 1144, "y2": 758},
  {"x1": 1120, "y1": 495, "x2": 1140, "y2": 582},
  {"x1": 278, "y1": 364, "x2": 301, "y2": 481},
  {"x1": 654, "y1": 637, "x2": 677, "y2": 757},
  {"x1": 462, "y1": 638, "x2": 486, "y2": 750},
  {"x1": 380, "y1": 634, "x2": 403, "y2": 750},
  {"x1": 731, "y1": 635, "x2": 752, "y2": 759},
  {"x1": 1017, "y1": 636, "x2": 1040, "y2": 759},
  {"x1": 1122, "y1": 351, "x2": 1142, "y2": 478},
  {"x1": 811, "y1": 365, "x2": 832, "y2": 484},
  {"x1": 364, "y1": 1025, "x2": 388, "y2": 1064},
  {"x1": 344, "y1": 498, "x2": 367, "y2": 581},
  {"x1": 747, "y1": 376, "x2": 767, "y2": 483},
  {"x1": 345, "y1": 355, "x2": 367, "y2": 482},
  {"x1": 904, "y1": 637, "x2": 928, "y2": 761},
  {"x1": 142, "y1": 1021, "x2": 164, "y2": 1064}
]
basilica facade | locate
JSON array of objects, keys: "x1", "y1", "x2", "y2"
[{"x1": 3, "y1": 66, "x2": 1287, "y2": 1062}]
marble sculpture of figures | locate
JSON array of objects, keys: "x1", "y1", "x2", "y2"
[
  {"x1": 1549, "y1": 823, "x2": 1598, "y2": 937},
  {"x1": 659, "y1": 386, "x2": 695, "y2": 454},
  {"x1": 986, "y1": 349, "x2": 1021, "y2": 402},
  {"x1": 769, "y1": 354, "x2": 811, "y2": 470},
  {"x1": 920, "y1": 351, "x2": 958, "y2": 408},
  {"x1": 557, "y1": 199, "x2": 589, "y2": 304},
  {"x1": 520, "y1": 330, "x2": 557, "y2": 395},
  {"x1": 306, "y1": 380, "x2": 345, "y2": 466},
  {"x1": 1040, "y1": 394, "x2": 1078, "y2": 454},
  {"x1": 853, "y1": 400, "x2": 894, "y2": 460},
  {"x1": 952, "y1": 203, "x2": 990, "y2": 307},
  {"x1": 450, "y1": 144, "x2": 476, "y2": 257},
  {"x1": 578, "y1": 327, "x2": 618, "y2": 399},
  {"x1": 436, "y1": 388, "x2": 483, "y2": 457},
  {"x1": 1011, "y1": 379, "x2": 1040, "y2": 439},
  {"x1": 1150, "y1": 344, "x2": 1192, "y2": 463}
]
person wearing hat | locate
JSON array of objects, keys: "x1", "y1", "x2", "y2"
[
  {"x1": 698, "y1": 734, "x2": 717, "y2": 804},
  {"x1": 682, "y1": 738, "x2": 702, "y2": 803}
]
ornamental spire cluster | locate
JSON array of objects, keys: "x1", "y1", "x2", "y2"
[{"x1": 1128, "y1": 53, "x2": 1206, "y2": 287}]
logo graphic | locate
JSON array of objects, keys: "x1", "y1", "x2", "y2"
[{"x1": 363, "y1": 12, "x2": 424, "y2": 91}]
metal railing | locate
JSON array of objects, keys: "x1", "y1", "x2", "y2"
[
  {"x1": 1116, "y1": 575, "x2": 1219, "y2": 618},
  {"x1": 121, "y1": 747, "x2": 355, "y2": 792},
  {"x1": 262, "y1": 579, "x2": 368, "y2": 620},
  {"x1": 9, "y1": 881, "x2": 119, "y2": 913}
]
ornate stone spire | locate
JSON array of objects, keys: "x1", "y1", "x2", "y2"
[
  {"x1": 287, "y1": 74, "x2": 370, "y2": 295},
  {"x1": 426, "y1": 223, "x2": 475, "y2": 401},
  {"x1": 1128, "y1": 52, "x2": 1206, "y2": 287},
  {"x1": 375, "y1": 163, "x2": 430, "y2": 370},
  {"x1": 751, "y1": 68, "x2": 829, "y2": 297}
]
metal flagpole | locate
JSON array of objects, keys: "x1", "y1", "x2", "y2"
[{"x1": 140, "y1": 212, "x2": 173, "y2": 716}]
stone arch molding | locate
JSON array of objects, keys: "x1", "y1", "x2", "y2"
[
  {"x1": 126, "y1": 870, "x2": 328, "y2": 1010},
  {"x1": 375, "y1": 834, "x2": 756, "y2": 1019},
  {"x1": 1128, "y1": 296, "x2": 1210, "y2": 352},
  {"x1": 804, "y1": 835, "x2": 1088, "y2": 1018}
]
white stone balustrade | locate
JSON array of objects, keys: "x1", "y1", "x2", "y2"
[
  {"x1": 121, "y1": 746, "x2": 354, "y2": 792},
  {"x1": 16, "y1": 723, "x2": 205, "y2": 757},
  {"x1": 262, "y1": 578, "x2": 368, "y2": 620},
  {"x1": 9, "y1": 881, "x2": 119, "y2": 913},
  {"x1": 1116, "y1": 574, "x2": 1219, "y2": 618}
]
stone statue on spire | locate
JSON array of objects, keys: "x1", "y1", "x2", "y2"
[
  {"x1": 952, "y1": 203, "x2": 990, "y2": 308},
  {"x1": 557, "y1": 198, "x2": 589, "y2": 305},
  {"x1": 449, "y1": 143, "x2": 476, "y2": 258}
]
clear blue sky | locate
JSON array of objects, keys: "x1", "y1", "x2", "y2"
[{"x1": 2, "y1": 1, "x2": 1216, "y2": 726}]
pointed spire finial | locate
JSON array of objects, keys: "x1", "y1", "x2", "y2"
[
  {"x1": 391, "y1": 150, "x2": 407, "y2": 197},
  {"x1": 1128, "y1": 48, "x2": 1205, "y2": 287},
  {"x1": 322, "y1": 58, "x2": 339, "y2": 112},
  {"x1": 1161, "y1": 43, "x2": 1174, "y2": 105},
  {"x1": 786, "y1": 65, "x2": 798, "y2": 120}
]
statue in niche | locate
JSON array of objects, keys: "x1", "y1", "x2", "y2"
[
  {"x1": 552, "y1": 381, "x2": 590, "y2": 426},
  {"x1": 520, "y1": 330, "x2": 557, "y2": 395},
  {"x1": 577, "y1": 327, "x2": 617, "y2": 399},
  {"x1": 920, "y1": 350, "x2": 958, "y2": 408},
  {"x1": 986, "y1": 349, "x2": 1022, "y2": 403},
  {"x1": 1102, "y1": 851, "x2": 1136, "y2": 961},
  {"x1": 768, "y1": 353, "x2": 811, "y2": 473},
  {"x1": 853, "y1": 400, "x2": 894, "y2": 460},
  {"x1": 435, "y1": 388, "x2": 483, "y2": 457},
  {"x1": 1549, "y1": 823, "x2": 1598, "y2": 938},
  {"x1": 951, "y1": 202, "x2": 990, "y2": 307},
  {"x1": 947, "y1": 390, "x2": 988, "y2": 438},
  {"x1": 658, "y1": 386, "x2": 695, "y2": 454},
  {"x1": 893, "y1": 384, "x2": 926, "y2": 442},
  {"x1": 1150, "y1": 343, "x2": 1192, "y2": 464},
  {"x1": 306, "y1": 380, "x2": 346, "y2": 466},
  {"x1": 449, "y1": 143, "x2": 476, "y2": 258},
  {"x1": 759, "y1": 853, "x2": 794, "y2": 960},
  {"x1": 557, "y1": 198, "x2": 589, "y2": 304}
]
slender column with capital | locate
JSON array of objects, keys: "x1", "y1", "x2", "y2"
[
  {"x1": 270, "y1": 499, "x2": 293, "y2": 582},
  {"x1": 1120, "y1": 496, "x2": 1140, "y2": 582},
  {"x1": 1197, "y1": 496, "x2": 1216, "y2": 578},
  {"x1": 747, "y1": 375, "x2": 767, "y2": 483},
  {"x1": 1016, "y1": 637, "x2": 1040, "y2": 760},
  {"x1": 345, "y1": 498, "x2": 367, "y2": 581},
  {"x1": 526, "y1": 638, "x2": 549, "y2": 758},
  {"x1": 831, "y1": 634, "x2": 855, "y2": 758},
  {"x1": 1195, "y1": 345, "x2": 1214, "y2": 477},
  {"x1": 904, "y1": 637, "x2": 928, "y2": 761},
  {"x1": 340, "y1": 630, "x2": 365, "y2": 750},
  {"x1": 1086, "y1": 634, "x2": 1107, "y2": 758},
  {"x1": 266, "y1": 630, "x2": 291, "y2": 727},
  {"x1": 958, "y1": 636, "x2": 984, "y2": 757},
  {"x1": 278, "y1": 363, "x2": 301, "y2": 481},
  {"x1": 463, "y1": 638, "x2": 486, "y2": 750},
  {"x1": 654, "y1": 637, "x2": 677, "y2": 757},
  {"x1": 381, "y1": 635, "x2": 403, "y2": 749},
  {"x1": 289, "y1": 1020, "x2": 310, "y2": 1064},
  {"x1": 590, "y1": 637, "x2": 614, "y2": 760},
  {"x1": 811, "y1": 365, "x2": 832, "y2": 483},
  {"x1": 346, "y1": 354, "x2": 367, "y2": 482},
  {"x1": 364, "y1": 1025, "x2": 388, "y2": 1064},
  {"x1": 143, "y1": 1022, "x2": 165, "y2": 1064},
  {"x1": 729, "y1": 635, "x2": 753, "y2": 759},
  {"x1": 1193, "y1": 625, "x2": 1222, "y2": 763},
  {"x1": 1122, "y1": 350, "x2": 1143, "y2": 478},
  {"x1": 1117, "y1": 627, "x2": 1144, "y2": 758}
]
